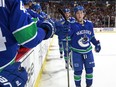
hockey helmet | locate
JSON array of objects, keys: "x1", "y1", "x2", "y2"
[
  {"x1": 29, "y1": 0, "x2": 32, "y2": 2},
  {"x1": 33, "y1": 3, "x2": 41, "y2": 11},
  {"x1": 63, "y1": 8, "x2": 70, "y2": 13},
  {"x1": 74, "y1": 6, "x2": 84, "y2": 13},
  {"x1": 22, "y1": 0, "x2": 29, "y2": 5}
]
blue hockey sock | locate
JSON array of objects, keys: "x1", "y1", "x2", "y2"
[
  {"x1": 74, "y1": 70, "x2": 82, "y2": 87},
  {"x1": 85, "y1": 68, "x2": 93, "y2": 86}
]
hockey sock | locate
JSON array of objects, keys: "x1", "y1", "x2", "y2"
[
  {"x1": 85, "y1": 68, "x2": 93, "y2": 86},
  {"x1": 74, "y1": 70, "x2": 82, "y2": 87}
]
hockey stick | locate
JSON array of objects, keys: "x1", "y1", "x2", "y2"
[{"x1": 58, "y1": 8, "x2": 70, "y2": 87}]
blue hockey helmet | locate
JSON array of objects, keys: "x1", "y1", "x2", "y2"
[
  {"x1": 63, "y1": 8, "x2": 70, "y2": 13},
  {"x1": 33, "y1": 3, "x2": 41, "y2": 11},
  {"x1": 29, "y1": 0, "x2": 32, "y2": 2},
  {"x1": 22, "y1": 0, "x2": 29, "y2": 5},
  {"x1": 74, "y1": 6, "x2": 84, "y2": 13}
]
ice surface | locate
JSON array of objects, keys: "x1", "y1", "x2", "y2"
[{"x1": 39, "y1": 33, "x2": 116, "y2": 87}]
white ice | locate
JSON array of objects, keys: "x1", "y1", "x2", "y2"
[{"x1": 39, "y1": 33, "x2": 116, "y2": 87}]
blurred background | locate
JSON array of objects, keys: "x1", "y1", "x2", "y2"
[{"x1": 32, "y1": 0, "x2": 115, "y2": 28}]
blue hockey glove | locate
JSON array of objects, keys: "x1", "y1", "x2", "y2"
[
  {"x1": 40, "y1": 19, "x2": 55, "y2": 39},
  {"x1": 95, "y1": 40, "x2": 101, "y2": 52},
  {"x1": 91, "y1": 36, "x2": 101, "y2": 53},
  {"x1": 0, "y1": 62, "x2": 28, "y2": 87}
]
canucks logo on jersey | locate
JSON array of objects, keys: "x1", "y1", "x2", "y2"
[{"x1": 78, "y1": 35, "x2": 89, "y2": 47}]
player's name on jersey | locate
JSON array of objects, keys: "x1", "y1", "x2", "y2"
[
  {"x1": 76, "y1": 30, "x2": 92, "y2": 35},
  {"x1": 0, "y1": 0, "x2": 5, "y2": 7}
]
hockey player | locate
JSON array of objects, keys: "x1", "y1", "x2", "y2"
[
  {"x1": 22, "y1": 1, "x2": 47, "y2": 27},
  {"x1": 57, "y1": 8, "x2": 75, "y2": 68},
  {"x1": 72, "y1": 6, "x2": 101, "y2": 87},
  {"x1": 63, "y1": 6, "x2": 101, "y2": 87},
  {"x1": 32, "y1": 3, "x2": 48, "y2": 21},
  {"x1": 0, "y1": 0, "x2": 55, "y2": 86},
  {"x1": 22, "y1": 0, "x2": 39, "y2": 19}
]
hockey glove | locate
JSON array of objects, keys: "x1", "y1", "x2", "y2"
[
  {"x1": 0, "y1": 62, "x2": 28, "y2": 87},
  {"x1": 40, "y1": 19, "x2": 55, "y2": 39},
  {"x1": 91, "y1": 36, "x2": 101, "y2": 53},
  {"x1": 95, "y1": 40, "x2": 101, "y2": 52}
]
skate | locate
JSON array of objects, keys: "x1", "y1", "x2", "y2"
[
  {"x1": 60, "y1": 53, "x2": 63, "y2": 58},
  {"x1": 65, "y1": 63, "x2": 68, "y2": 69},
  {"x1": 86, "y1": 85, "x2": 92, "y2": 87},
  {"x1": 70, "y1": 61, "x2": 73, "y2": 68}
]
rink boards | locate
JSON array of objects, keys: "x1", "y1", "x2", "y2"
[
  {"x1": 17, "y1": 27, "x2": 116, "y2": 87},
  {"x1": 17, "y1": 38, "x2": 52, "y2": 87},
  {"x1": 94, "y1": 27, "x2": 116, "y2": 33}
]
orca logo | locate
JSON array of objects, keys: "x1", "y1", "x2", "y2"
[{"x1": 78, "y1": 37, "x2": 89, "y2": 47}]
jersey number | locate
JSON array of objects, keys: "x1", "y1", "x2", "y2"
[
  {"x1": 0, "y1": 0, "x2": 5, "y2": 7},
  {"x1": 0, "y1": 28, "x2": 6, "y2": 51},
  {"x1": 20, "y1": 1, "x2": 26, "y2": 13}
]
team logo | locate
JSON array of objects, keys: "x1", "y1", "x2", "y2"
[{"x1": 78, "y1": 35, "x2": 89, "y2": 47}]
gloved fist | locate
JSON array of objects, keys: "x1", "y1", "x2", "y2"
[
  {"x1": 0, "y1": 62, "x2": 28, "y2": 87},
  {"x1": 40, "y1": 19, "x2": 56, "y2": 39},
  {"x1": 95, "y1": 40, "x2": 101, "y2": 53}
]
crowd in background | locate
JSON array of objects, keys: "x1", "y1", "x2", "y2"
[{"x1": 39, "y1": 1, "x2": 115, "y2": 28}]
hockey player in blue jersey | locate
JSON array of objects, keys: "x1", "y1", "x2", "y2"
[
  {"x1": 0, "y1": 0, "x2": 55, "y2": 86},
  {"x1": 22, "y1": 0, "x2": 48, "y2": 27},
  {"x1": 57, "y1": 8, "x2": 72, "y2": 58},
  {"x1": 22, "y1": 1, "x2": 43, "y2": 28},
  {"x1": 63, "y1": 6, "x2": 101, "y2": 87},
  {"x1": 32, "y1": 3, "x2": 48, "y2": 21},
  {"x1": 57, "y1": 8, "x2": 75, "y2": 68},
  {"x1": 72, "y1": 6, "x2": 101, "y2": 87}
]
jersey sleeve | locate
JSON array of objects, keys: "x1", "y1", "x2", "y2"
[
  {"x1": 88, "y1": 21, "x2": 98, "y2": 45},
  {"x1": 8, "y1": 0, "x2": 46, "y2": 48},
  {"x1": 85, "y1": 20, "x2": 95, "y2": 40}
]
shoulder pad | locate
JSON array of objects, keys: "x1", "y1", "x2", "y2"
[
  {"x1": 70, "y1": 20, "x2": 76, "y2": 23},
  {"x1": 84, "y1": 20, "x2": 92, "y2": 23}
]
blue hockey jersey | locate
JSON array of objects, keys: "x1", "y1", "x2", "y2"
[
  {"x1": 0, "y1": 0, "x2": 46, "y2": 69},
  {"x1": 70, "y1": 20, "x2": 95, "y2": 53}
]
